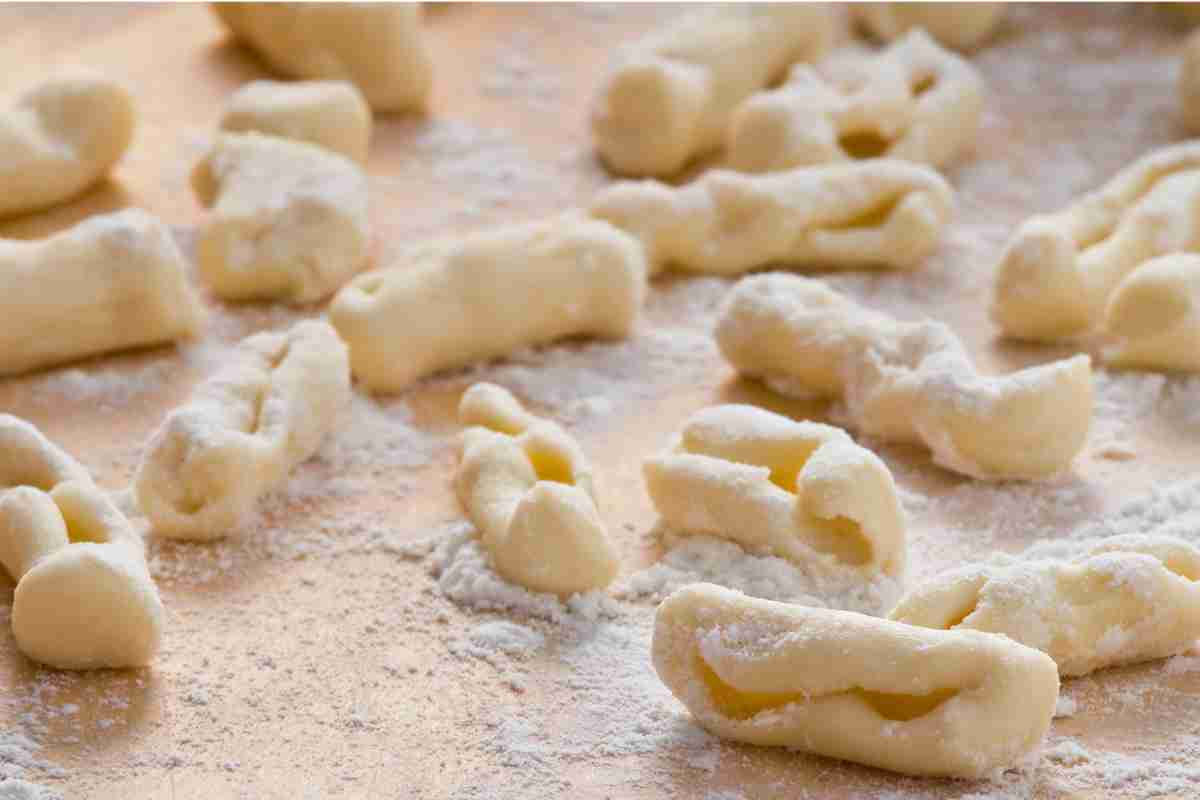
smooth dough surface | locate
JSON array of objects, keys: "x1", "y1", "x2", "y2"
[
  {"x1": 1102, "y1": 253, "x2": 1200, "y2": 372},
  {"x1": 728, "y1": 30, "x2": 983, "y2": 173},
  {"x1": 193, "y1": 131, "x2": 370, "y2": 304},
  {"x1": 643, "y1": 404, "x2": 904, "y2": 576},
  {"x1": 220, "y1": 79, "x2": 372, "y2": 163},
  {"x1": 0, "y1": 72, "x2": 135, "y2": 219},
  {"x1": 0, "y1": 415, "x2": 164, "y2": 670},
  {"x1": 590, "y1": 4, "x2": 833, "y2": 177},
  {"x1": 891, "y1": 535, "x2": 1200, "y2": 677},
  {"x1": 716, "y1": 274, "x2": 1093, "y2": 481},
  {"x1": 992, "y1": 142, "x2": 1200, "y2": 341},
  {"x1": 455, "y1": 383, "x2": 618, "y2": 597},
  {"x1": 329, "y1": 215, "x2": 647, "y2": 394},
  {"x1": 135, "y1": 320, "x2": 350, "y2": 540},
  {"x1": 0, "y1": 208, "x2": 205, "y2": 377},
  {"x1": 213, "y1": 2, "x2": 432, "y2": 112},
  {"x1": 590, "y1": 160, "x2": 953, "y2": 278},
  {"x1": 852, "y1": 3, "x2": 1005, "y2": 51},
  {"x1": 653, "y1": 583, "x2": 1058, "y2": 778}
]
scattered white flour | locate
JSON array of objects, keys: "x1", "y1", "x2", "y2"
[
  {"x1": 0, "y1": 732, "x2": 61, "y2": 800},
  {"x1": 1054, "y1": 695, "x2": 1078, "y2": 719},
  {"x1": 461, "y1": 621, "x2": 545, "y2": 659}
]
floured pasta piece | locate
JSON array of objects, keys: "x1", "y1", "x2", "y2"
[
  {"x1": 852, "y1": 3, "x2": 1004, "y2": 51},
  {"x1": 135, "y1": 320, "x2": 350, "y2": 540},
  {"x1": 220, "y1": 79, "x2": 372, "y2": 163},
  {"x1": 590, "y1": 160, "x2": 952, "y2": 278},
  {"x1": 213, "y1": 3, "x2": 431, "y2": 112},
  {"x1": 993, "y1": 142, "x2": 1200, "y2": 342},
  {"x1": 0, "y1": 72, "x2": 135, "y2": 219},
  {"x1": 591, "y1": 4, "x2": 833, "y2": 178},
  {"x1": 0, "y1": 208, "x2": 205, "y2": 377},
  {"x1": 455, "y1": 383, "x2": 618, "y2": 597},
  {"x1": 192, "y1": 132, "x2": 370, "y2": 304},
  {"x1": 0, "y1": 415, "x2": 164, "y2": 669},
  {"x1": 1103, "y1": 253, "x2": 1200, "y2": 373},
  {"x1": 653, "y1": 583, "x2": 1058, "y2": 778},
  {"x1": 891, "y1": 535, "x2": 1200, "y2": 677},
  {"x1": 728, "y1": 30, "x2": 983, "y2": 173},
  {"x1": 1181, "y1": 29, "x2": 1200, "y2": 133},
  {"x1": 330, "y1": 215, "x2": 647, "y2": 393},
  {"x1": 716, "y1": 274, "x2": 1093, "y2": 481},
  {"x1": 644, "y1": 405, "x2": 904, "y2": 577}
]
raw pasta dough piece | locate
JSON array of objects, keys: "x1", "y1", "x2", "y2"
[
  {"x1": 193, "y1": 132, "x2": 370, "y2": 304},
  {"x1": 1183, "y1": 30, "x2": 1200, "y2": 134},
  {"x1": 329, "y1": 215, "x2": 647, "y2": 393},
  {"x1": 134, "y1": 320, "x2": 350, "y2": 540},
  {"x1": 716, "y1": 274, "x2": 1093, "y2": 481},
  {"x1": 852, "y1": 3, "x2": 1004, "y2": 51},
  {"x1": 220, "y1": 80, "x2": 371, "y2": 163},
  {"x1": 891, "y1": 535, "x2": 1200, "y2": 677},
  {"x1": 591, "y1": 4, "x2": 834, "y2": 178},
  {"x1": 0, "y1": 72, "x2": 135, "y2": 219},
  {"x1": 590, "y1": 160, "x2": 952, "y2": 278},
  {"x1": 1103, "y1": 253, "x2": 1200, "y2": 372},
  {"x1": 455, "y1": 383, "x2": 618, "y2": 596},
  {"x1": 213, "y1": 3, "x2": 431, "y2": 112},
  {"x1": 993, "y1": 142, "x2": 1200, "y2": 341},
  {"x1": 0, "y1": 208, "x2": 204, "y2": 377},
  {"x1": 728, "y1": 30, "x2": 983, "y2": 173},
  {"x1": 0, "y1": 415, "x2": 164, "y2": 669},
  {"x1": 653, "y1": 583, "x2": 1058, "y2": 778},
  {"x1": 643, "y1": 404, "x2": 904, "y2": 576}
]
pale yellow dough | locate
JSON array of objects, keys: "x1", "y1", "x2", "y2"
[
  {"x1": 0, "y1": 415, "x2": 164, "y2": 670},
  {"x1": 0, "y1": 209, "x2": 204, "y2": 377},
  {"x1": 135, "y1": 320, "x2": 350, "y2": 540},
  {"x1": 653, "y1": 583, "x2": 1059, "y2": 778},
  {"x1": 455, "y1": 383, "x2": 618, "y2": 597},
  {"x1": 643, "y1": 404, "x2": 904, "y2": 577},
  {"x1": 590, "y1": 160, "x2": 953, "y2": 277},
  {"x1": 891, "y1": 535, "x2": 1200, "y2": 677},
  {"x1": 590, "y1": 4, "x2": 833, "y2": 177},
  {"x1": 1103, "y1": 253, "x2": 1200, "y2": 373},
  {"x1": 716, "y1": 274, "x2": 1093, "y2": 481},
  {"x1": 853, "y1": 3, "x2": 1005, "y2": 51},
  {"x1": 220, "y1": 79, "x2": 372, "y2": 164}
]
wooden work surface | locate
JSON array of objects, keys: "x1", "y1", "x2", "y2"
[{"x1": 2, "y1": 4, "x2": 1200, "y2": 799}]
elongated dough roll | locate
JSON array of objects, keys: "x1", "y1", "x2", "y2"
[
  {"x1": 591, "y1": 4, "x2": 833, "y2": 177},
  {"x1": 330, "y1": 216, "x2": 647, "y2": 393},
  {"x1": 0, "y1": 209, "x2": 204, "y2": 377},
  {"x1": 653, "y1": 583, "x2": 1058, "y2": 778},
  {"x1": 455, "y1": 383, "x2": 618, "y2": 597},
  {"x1": 993, "y1": 142, "x2": 1200, "y2": 342},
  {"x1": 135, "y1": 320, "x2": 350, "y2": 540},
  {"x1": 852, "y1": 3, "x2": 1004, "y2": 51},
  {"x1": 193, "y1": 132, "x2": 370, "y2": 304},
  {"x1": 213, "y1": 3, "x2": 432, "y2": 112},
  {"x1": 728, "y1": 30, "x2": 983, "y2": 173},
  {"x1": 0, "y1": 415, "x2": 164, "y2": 669},
  {"x1": 1102, "y1": 253, "x2": 1200, "y2": 373},
  {"x1": 0, "y1": 72, "x2": 135, "y2": 219},
  {"x1": 220, "y1": 80, "x2": 372, "y2": 163},
  {"x1": 644, "y1": 405, "x2": 904, "y2": 576},
  {"x1": 891, "y1": 535, "x2": 1200, "y2": 677},
  {"x1": 716, "y1": 274, "x2": 1093, "y2": 480},
  {"x1": 590, "y1": 161, "x2": 952, "y2": 278}
]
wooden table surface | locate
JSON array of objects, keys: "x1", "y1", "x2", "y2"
[{"x1": 2, "y1": 4, "x2": 1200, "y2": 799}]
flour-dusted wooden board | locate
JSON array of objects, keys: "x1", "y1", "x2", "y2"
[{"x1": 2, "y1": 4, "x2": 1200, "y2": 799}]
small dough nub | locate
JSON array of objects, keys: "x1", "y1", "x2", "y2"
[
  {"x1": 643, "y1": 404, "x2": 905, "y2": 577},
  {"x1": 590, "y1": 160, "x2": 953, "y2": 278},
  {"x1": 0, "y1": 415, "x2": 164, "y2": 669},
  {"x1": 852, "y1": 3, "x2": 1005, "y2": 51},
  {"x1": 591, "y1": 4, "x2": 834, "y2": 177},
  {"x1": 220, "y1": 80, "x2": 372, "y2": 163},
  {"x1": 455, "y1": 383, "x2": 619, "y2": 597},
  {"x1": 891, "y1": 535, "x2": 1200, "y2": 677},
  {"x1": 0, "y1": 72, "x2": 135, "y2": 219},
  {"x1": 716, "y1": 274, "x2": 1093, "y2": 481},
  {"x1": 193, "y1": 132, "x2": 370, "y2": 304},
  {"x1": 0, "y1": 208, "x2": 205, "y2": 377},
  {"x1": 1102, "y1": 253, "x2": 1200, "y2": 372},
  {"x1": 329, "y1": 215, "x2": 647, "y2": 394},
  {"x1": 653, "y1": 583, "x2": 1058, "y2": 778},
  {"x1": 135, "y1": 320, "x2": 350, "y2": 540}
]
